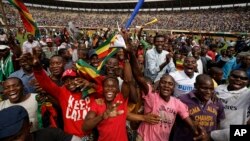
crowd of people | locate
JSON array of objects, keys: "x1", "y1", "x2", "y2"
[
  {"x1": 0, "y1": 2, "x2": 250, "y2": 141},
  {"x1": 0, "y1": 22, "x2": 250, "y2": 141},
  {"x1": 2, "y1": 3, "x2": 250, "y2": 32}
]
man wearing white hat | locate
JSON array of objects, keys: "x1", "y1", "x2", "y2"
[{"x1": 0, "y1": 45, "x2": 14, "y2": 81}]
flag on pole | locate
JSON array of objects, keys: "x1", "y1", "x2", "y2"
[
  {"x1": 94, "y1": 34, "x2": 126, "y2": 71},
  {"x1": 8, "y1": 0, "x2": 39, "y2": 38}
]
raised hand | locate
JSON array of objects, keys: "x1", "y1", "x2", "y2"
[
  {"x1": 30, "y1": 79, "x2": 46, "y2": 94},
  {"x1": 16, "y1": 52, "x2": 33, "y2": 62},
  {"x1": 165, "y1": 53, "x2": 172, "y2": 64},
  {"x1": 103, "y1": 101, "x2": 124, "y2": 119},
  {"x1": 74, "y1": 77, "x2": 93, "y2": 90}
]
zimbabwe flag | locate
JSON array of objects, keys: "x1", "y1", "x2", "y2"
[{"x1": 8, "y1": 0, "x2": 40, "y2": 38}]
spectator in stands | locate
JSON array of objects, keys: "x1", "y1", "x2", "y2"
[
  {"x1": 173, "y1": 74, "x2": 225, "y2": 141},
  {"x1": 207, "y1": 44, "x2": 218, "y2": 61},
  {"x1": 208, "y1": 67, "x2": 223, "y2": 87},
  {"x1": 39, "y1": 36, "x2": 47, "y2": 47},
  {"x1": 131, "y1": 61, "x2": 200, "y2": 141},
  {"x1": 33, "y1": 53, "x2": 101, "y2": 138},
  {"x1": 144, "y1": 35, "x2": 175, "y2": 83},
  {"x1": 49, "y1": 55, "x2": 65, "y2": 86},
  {"x1": 9, "y1": 53, "x2": 36, "y2": 94},
  {"x1": 88, "y1": 51, "x2": 100, "y2": 69},
  {"x1": 33, "y1": 47, "x2": 50, "y2": 71},
  {"x1": 0, "y1": 77, "x2": 38, "y2": 132},
  {"x1": 22, "y1": 34, "x2": 40, "y2": 54},
  {"x1": 200, "y1": 45, "x2": 214, "y2": 73},
  {"x1": 192, "y1": 45, "x2": 206, "y2": 74},
  {"x1": 77, "y1": 48, "x2": 88, "y2": 61},
  {"x1": 58, "y1": 48, "x2": 73, "y2": 70},
  {"x1": 216, "y1": 46, "x2": 237, "y2": 83},
  {"x1": 83, "y1": 76, "x2": 132, "y2": 141},
  {"x1": 0, "y1": 45, "x2": 14, "y2": 81},
  {"x1": 116, "y1": 48, "x2": 126, "y2": 69},
  {"x1": 211, "y1": 69, "x2": 250, "y2": 141},
  {"x1": 234, "y1": 52, "x2": 250, "y2": 79},
  {"x1": 42, "y1": 38, "x2": 58, "y2": 59},
  {"x1": 169, "y1": 56, "x2": 199, "y2": 97}
]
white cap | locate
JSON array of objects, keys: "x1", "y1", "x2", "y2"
[{"x1": 0, "y1": 45, "x2": 9, "y2": 50}]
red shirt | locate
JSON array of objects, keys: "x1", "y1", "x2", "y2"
[
  {"x1": 34, "y1": 69, "x2": 98, "y2": 137},
  {"x1": 207, "y1": 51, "x2": 216, "y2": 61},
  {"x1": 90, "y1": 93, "x2": 128, "y2": 141}
]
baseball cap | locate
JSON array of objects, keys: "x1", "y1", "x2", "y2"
[
  {"x1": 0, "y1": 106, "x2": 29, "y2": 139},
  {"x1": 62, "y1": 69, "x2": 77, "y2": 80},
  {"x1": 0, "y1": 45, "x2": 9, "y2": 50}
]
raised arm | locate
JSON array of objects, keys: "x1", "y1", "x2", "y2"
[
  {"x1": 103, "y1": 28, "x2": 111, "y2": 40},
  {"x1": 32, "y1": 53, "x2": 61, "y2": 100},
  {"x1": 137, "y1": 27, "x2": 143, "y2": 40},
  {"x1": 121, "y1": 57, "x2": 137, "y2": 101},
  {"x1": 121, "y1": 80, "x2": 138, "y2": 104},
  {"x1": 128, "y1": 50, "x2": 149, "y2": 95}
]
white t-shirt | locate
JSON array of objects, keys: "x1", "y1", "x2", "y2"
[
  {"x1": 211, "y1": 85, "x2": 250, "y2": 141},
  {"x1": 22, "y1": 40, "x2": 40, "y2": 54},
  {"x1": 169, "y1": 71, "x2": 199, "y2": 97},
  {"x1": 0, "y1": 94, "x2": 38, "y2": 132},
  {"x1": 197, "y1": 58, "x2": 203, "y2": 74},
  {"x1": 117, "y1": 76, "x2": 123, "y2": 90},
  {"x1": 215, "y1": 85, "x2": 250, "y2": 128}
]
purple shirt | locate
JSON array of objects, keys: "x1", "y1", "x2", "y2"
[{"x1": 173, "y1": 91, "x2": 225, "y2": 141}]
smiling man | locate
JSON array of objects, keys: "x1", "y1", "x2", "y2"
[
  {"x1": 0, "y1": 77, "x2": 38, "y2": 132},
  {"x1": 211, "y1": 69, "x2": 250, "y2": 141},
  {"x1": 173, "y1": 74, "x2": 225, "y2": 141},
  {"x1": 169, "y1": 56, "x2": 199, "y2": 97},
  {"x1": 144, "y1": 35, "x2": 176, "y2": 83}
]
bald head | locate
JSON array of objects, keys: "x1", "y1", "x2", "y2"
[
  {"x1": 194, "y1": 74, "x2": 214, "y2": 102},
  {"x1": 196, "y1": 74, "x2": 213, "y2": 85}
]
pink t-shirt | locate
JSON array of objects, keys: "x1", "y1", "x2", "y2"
[{"x1": 137, "y1": 85, "x2": 189, "y2": 141}]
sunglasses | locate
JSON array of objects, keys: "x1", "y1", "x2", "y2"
[{"x1": 230, "y1": 74, "x2": 248, "y2": 81}]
